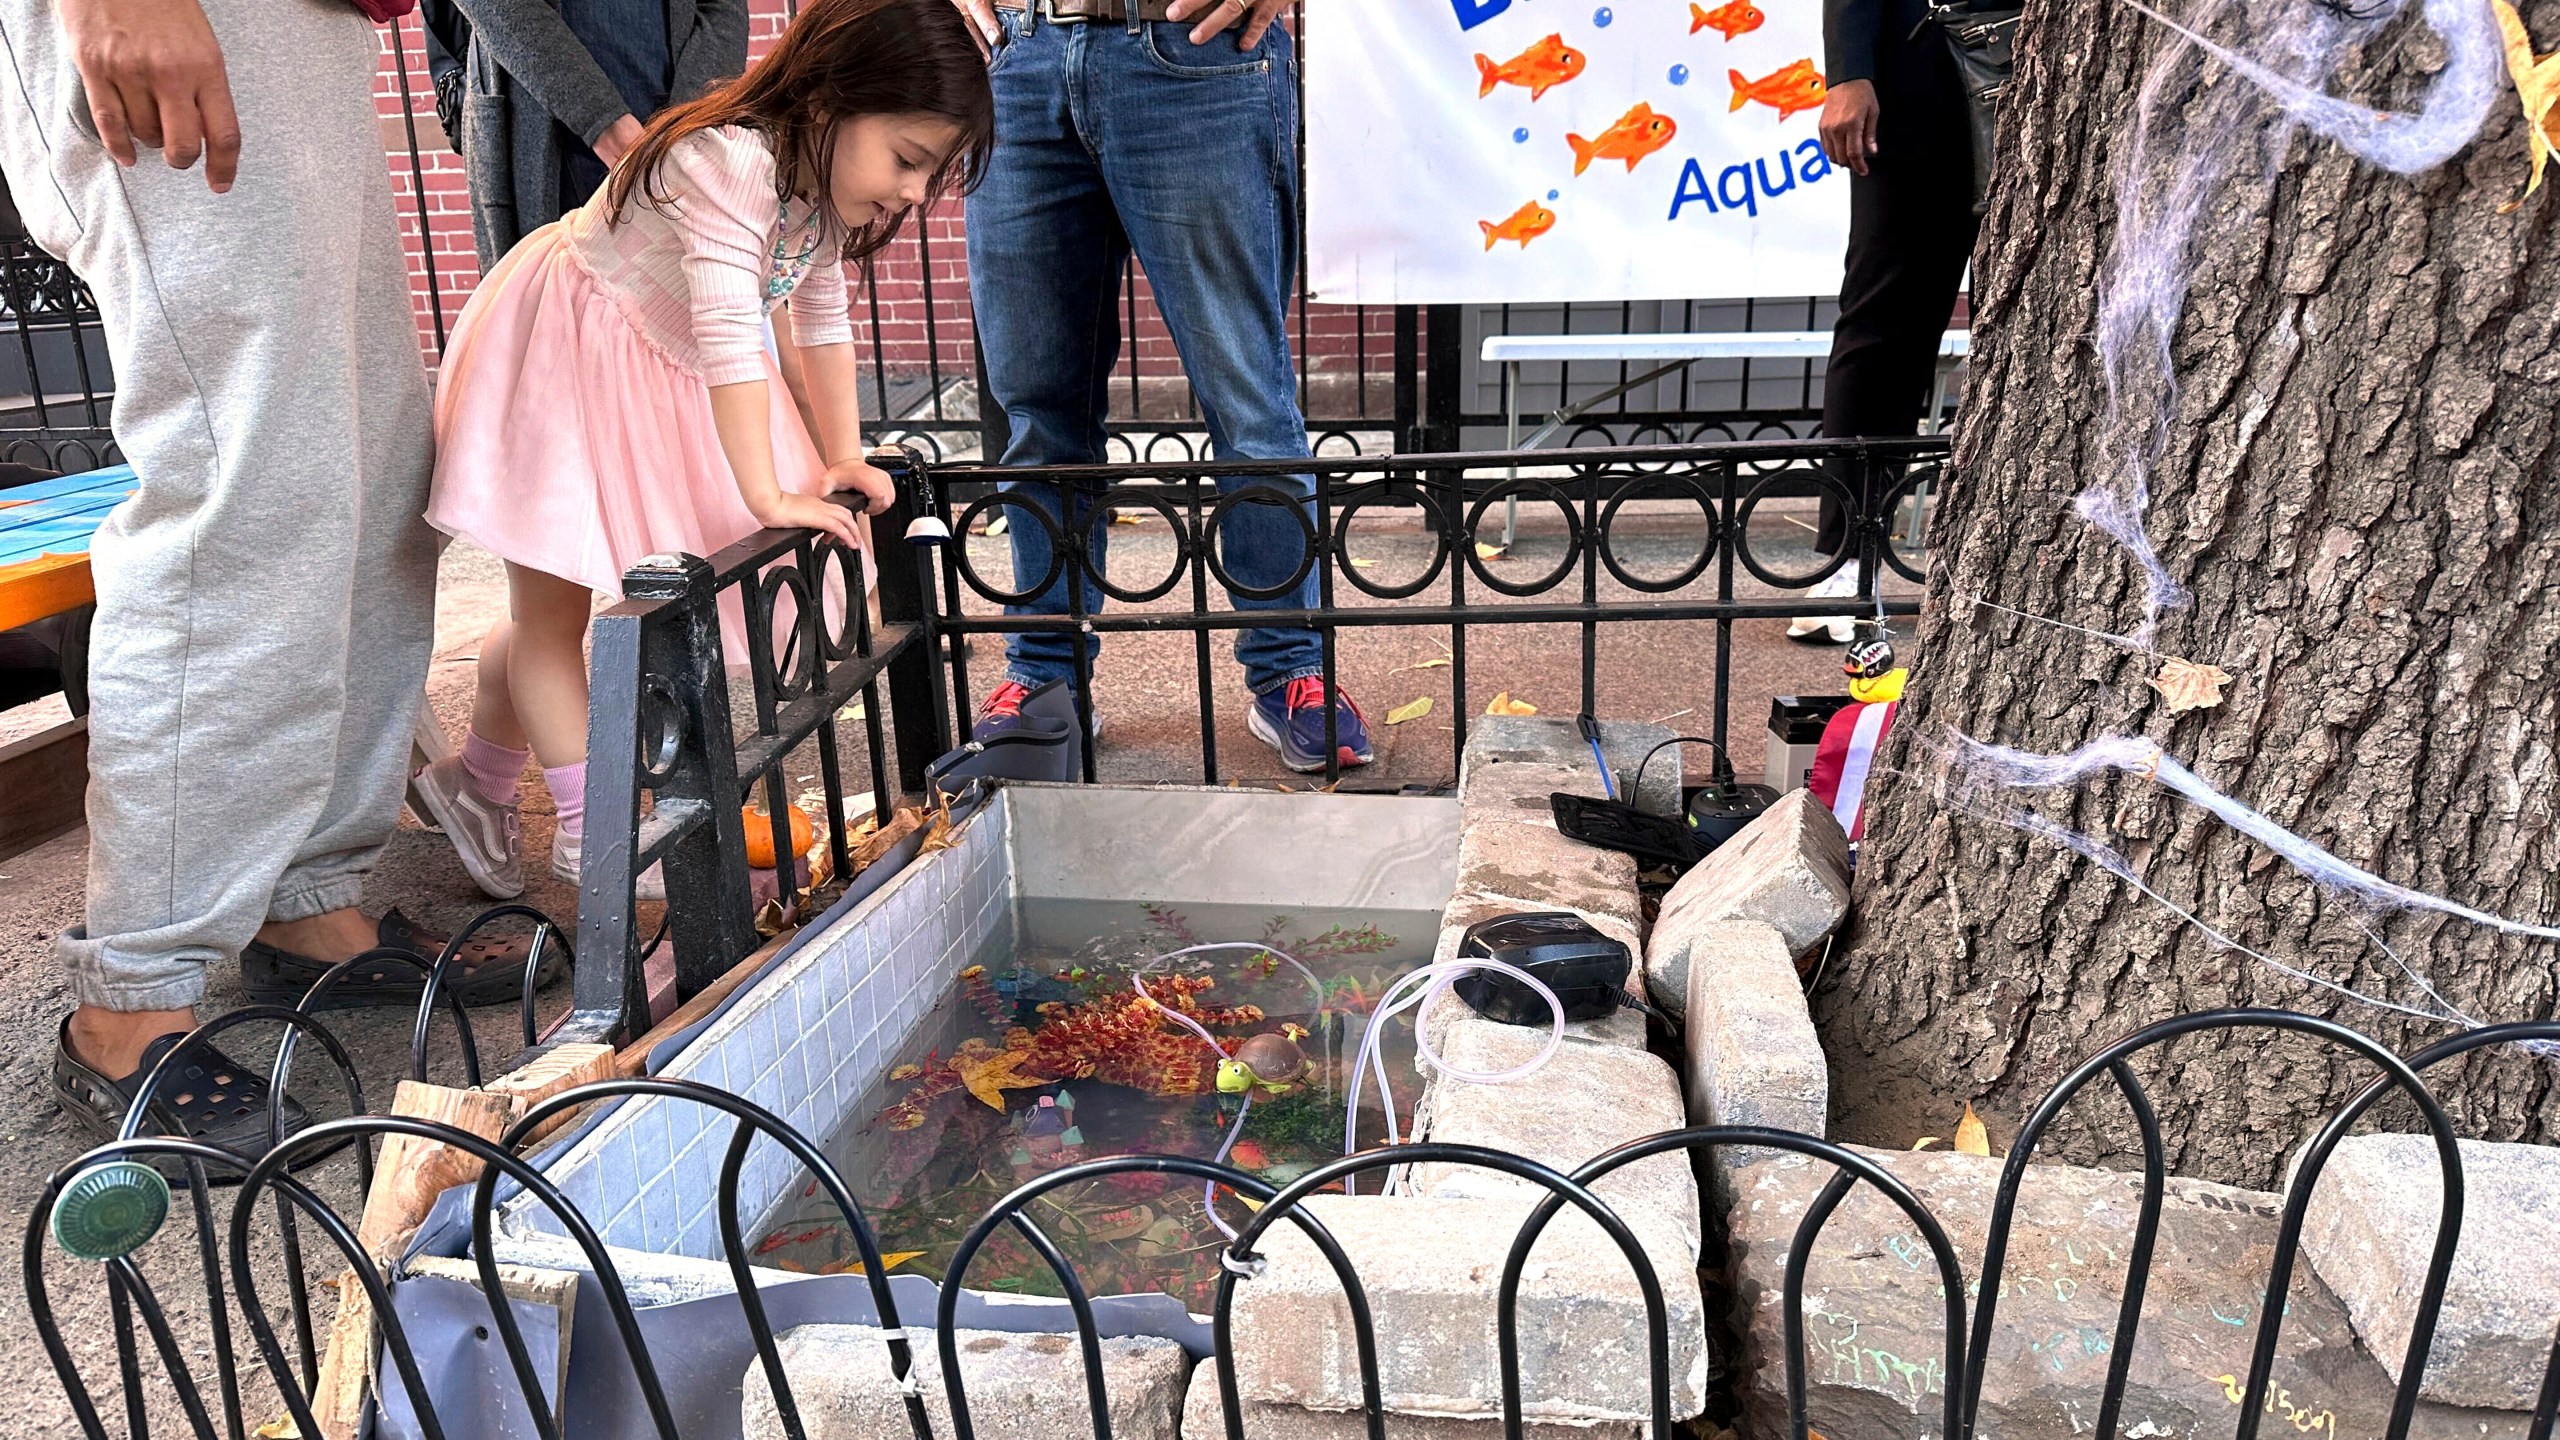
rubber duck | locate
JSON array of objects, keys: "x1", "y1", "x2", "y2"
[{"x1": 1844, "y1": 626, "x2": 1908, "y2": 705}]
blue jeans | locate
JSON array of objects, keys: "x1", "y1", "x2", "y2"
[{"x1": 966, "y1": 8, "x2": 1322, "y2": 698}]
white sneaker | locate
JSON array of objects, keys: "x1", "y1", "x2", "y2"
[
  {"x1": 411, "y1": 755, "x2": 524, "y2": 900},
  {"x1": 1786, "y1": 560, "x2": 1862, "y2": 645},
  {"x1": 550, "y1": 828, "x2": 667, "y2": 902}
]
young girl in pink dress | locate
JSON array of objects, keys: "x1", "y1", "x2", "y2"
[{"x1": 415, "y1": 0, "x2": 992, "y2": 899}]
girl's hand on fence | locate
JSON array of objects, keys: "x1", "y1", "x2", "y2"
[
  {"x1": 61, "y1": 0, "x2": 241, "y2": 191},
  {"x1": 752, "y1": 490, "x2": 865, "y2": 550},
  {"x1": 821, "y1": 458, "x2": 897, "y2": 517}
]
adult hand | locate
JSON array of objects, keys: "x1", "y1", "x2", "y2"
[
  {"x1": 751, "y1": 489, "x2": 866, "y2": 550},
  {"x1": 1164, "y1": 0, "x2": 1287, "y2": 49},
  {"x1": 60, "y1": 0, "x2": 241, "y2": 192},
  {"x1": 945, "y1": 0, "x2": 1001, "y2": 55},
  {"x1": 593, "y1": 114, "x2": 646, "y2": 170},
  {"x1": 821, "y1": 457, "x2": 897, "y2": 517},
  {"x1": 1819, "y1": 78, "x2": 1880, "y2": 176}
]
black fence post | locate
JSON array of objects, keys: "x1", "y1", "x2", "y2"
[
  {"x1": 1394, "y1": 304, "x2": 1421, "y2": 453},
  {"x1": 1424, "y1": 303, "x2": 1463, "y2": 453},
  {"x1": 875, "y1": 462, "x2": 950, "y2": 797},
  {"x1": 632, "y1": 553, "x2": 760, "y2": 998}
]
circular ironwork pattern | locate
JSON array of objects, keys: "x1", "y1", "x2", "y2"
[
  {"x1": 1877, "y1": 463, "x2": 1941, "y2": 585},
  {"x1": 1330, "y1": 481, "x2": 1450, "y2": 601},
  {"x1": 636, "y1": 675, "x2": 688, "y2": 786},
  {"x1": 949, "y1": 490, "x2": 1066, "y2": 606},
  {"x1": 1202, "y1": 484, "x2": 1321, "y2": 602},
  {"x1": 1733, "y1": 469, "x2": 1861, "y2": 590},
  {"x1": 1596, "y1": 471, "x2": 1720, "y2": 594},
  {"x1": 1078, "y1": 485, "x2": 1191, "y2": 604},
  {"x1": 1464, "y1": 480, "x2": 1583, "y2": 597},
  {"x1": 815, "y1": 536, "x2": 866, "y2": 661},
  {"x1": 756, "y1": 563, "x2": 820, "y2": 702}
]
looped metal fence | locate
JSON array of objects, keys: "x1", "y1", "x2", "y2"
[{"x1": 21, "y1": 994, "x2": 2560, "y2": 1440}]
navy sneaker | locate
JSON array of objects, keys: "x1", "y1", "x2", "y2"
[
  {"x1": 972, "y1": 680, "x2": 1103, "y2": 745},
  {"x1": 1249, "y1": 677, "x2": 1375, "y2": 773}
]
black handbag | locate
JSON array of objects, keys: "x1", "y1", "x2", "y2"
[{"x1": 1921, "y1": 0, "x2": 2024, "y2": 216}]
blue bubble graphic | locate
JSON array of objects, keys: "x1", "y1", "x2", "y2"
[
  {"x1": 1547, "y1": 188, "x2": 1560, "y2": 200},
  {"x1": 1668, "y1": 63, "x2": 1690, "y2": 84},
  {"x1": 1514, "y1": 127, "x2": 1531, "y2": 143},
  {"x1": 1592, "y1": 6, "x2": 1612, "y2": 24}
]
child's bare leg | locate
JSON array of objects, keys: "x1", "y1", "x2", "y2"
[
  {"x1": 503, "y1": 563, "x2": 598, "y2": 853},
  {"x1": 471, "y1": 620, "x2": 527, "y2": 751}
]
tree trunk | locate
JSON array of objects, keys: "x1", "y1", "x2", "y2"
[{"x1": 1817, "y1": 0, "x2": 2560, "y2": 1187}]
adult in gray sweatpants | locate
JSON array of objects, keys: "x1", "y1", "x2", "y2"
[{"x1": 0, "y1": 0, "x2": 526, "y2": 1153}]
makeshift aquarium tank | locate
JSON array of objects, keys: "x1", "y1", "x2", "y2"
[{"x1": 497, "y1": 784, "x2": 1458, "y2": 1322}]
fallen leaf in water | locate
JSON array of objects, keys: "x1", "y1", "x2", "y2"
[
  {"x1": 888, "y1": 1063, "x2": 923, "y2": 1081},
  {"x1": 1956, "y1": 1102, "x2": 1992, "y2": 1157},
  {"x1": 825, "y1": 1249, "x2": 926, "y2": 1276},
  {"x1": 1385, "y1": 696, "x2": 1434, "y2": 725},
  {"x1": 1486, "y1": 691, "x2": 1539, "y2": 716},
  {"x1": 1475, "y1": 541, "x2": 1507, "y2": 560},
  {"x1": 984, "y1": 513, "x2": 1009, "y2": 536},
  {"x1": 953, "y1": 1047, "x2": 1043, "y2": 1109},
  {"x1": 2494, "y1": 0, "x2": 2560, "y2": 208},
  {"x1": 2148, "y1": 657, "x2": 2233, "y2": 715}
]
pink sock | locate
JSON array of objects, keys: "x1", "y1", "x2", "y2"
[
  {"x1": 460, "y1": 731, "x2": 529, "y2": 806},
  {"x1": 545, "y1": 762, "x2": 587, "y2": 842}
]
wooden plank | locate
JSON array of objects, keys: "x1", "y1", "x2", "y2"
[
  {"x1": 0, "y1": 552, "x2": 93, "y2": 630},
  {"x1": 0, "y1": 717, "x2": 86, "y2": 862},
  {"x1": 477, "y1": 1042, "x2": 616, "y2": 1146}
]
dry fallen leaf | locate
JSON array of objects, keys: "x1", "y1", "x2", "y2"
[
  {"x1": 2494, "y1": 0, "x2": 2560, "y2": 209},
  {"x1": 1912, "y1": 1137, "x2": 1943, "y2": 1151},
  {"x1": 1486, "y1": 691, "x2": 1539, "y2": 716},
  {"x1": 1349, "y1": 556, "x2": 1377, "y2": 569},
  {"x1": 2148, "y1": 657, "x2": 2233, "y2": 715},
  {"x1": 984, "y1": 513, "x2": 1009, "y2": 536},
  {"x1": 1385, "y1": 696, "x2": 1434, "y2": 725},
  {"x1": 1415, "y1": 656, "x2": 1451, "y2": 669},
  {"x1": 1475, "y1": 541, "x2": 1507, "y2": 560},
  {"x1": 1955, "y1": 1102, "x2": 1992, "y2": 1157},
  {"x1": 838, "y1": 700, "x2": 867, "y2": 722},
  {"x1": 1111, "y1": 510, "x2": 1149, "y2": 525}
]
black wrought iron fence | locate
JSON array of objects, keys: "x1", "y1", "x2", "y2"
[{"x1": 23, "y1": 976, "x2": 2560, "y2": 1440}]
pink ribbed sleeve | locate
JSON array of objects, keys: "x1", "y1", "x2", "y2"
[
  {"x1": 666, "y1": 132, "x2": 781, "y2": 388},
  {"x1": 787, "y1": 253, "x2": 854, "y2": 349}
]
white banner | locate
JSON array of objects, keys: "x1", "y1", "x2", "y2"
[{"x1": 1306, "y1": 0, "x2": 1850, "y2": 304}]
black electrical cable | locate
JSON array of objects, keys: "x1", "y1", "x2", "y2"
[{"x1": 1630, "y1": 734, "x2": 1736, "y2": 802}]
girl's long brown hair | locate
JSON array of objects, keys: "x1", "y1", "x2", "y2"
[{"x1": 606, "y1": 0, "x2": 995, "y2": 267}]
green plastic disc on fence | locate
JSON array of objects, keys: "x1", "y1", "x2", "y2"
[{"x1": 51, "y1": 1159, "x2": 170, "y2": 1261}]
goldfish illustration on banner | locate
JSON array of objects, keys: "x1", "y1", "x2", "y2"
[
  {"x1": 1567, "y1": 102, "x2": 1677, "y2": 175},
  {"x1": 1690, "y1": 0, "x2": 1764, "y2": 40},
  {"x1": 1475, "y1": 34, "x2": 1586, "y2": 99},
  {"x1": 1729, "y1": 59, "x2": 1828, "y2": 119},
  {"x1": 1479, "y1": 199, "x2": 1558, "y2": 249}
]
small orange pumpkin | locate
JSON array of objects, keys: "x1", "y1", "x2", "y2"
[{"x1": 742, "y1": 802, "x2": 815, "y2": 869}]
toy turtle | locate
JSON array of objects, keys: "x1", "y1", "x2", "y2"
[{"x1": 1216, "y1": 1032, "x2": 1312, "y2": 1096}]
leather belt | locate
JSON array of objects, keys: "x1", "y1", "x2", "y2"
[{"x1": 1034, "y1": 0, "x2": 1186, "y2": 21}]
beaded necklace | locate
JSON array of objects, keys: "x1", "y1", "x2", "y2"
[{"x1": 766, "y1": 186, "x2": 826, "y2": 308}]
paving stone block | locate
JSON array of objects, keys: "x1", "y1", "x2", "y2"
[
  {"x1": 743, "y1": 1325, "x2": 1189, "y2": 1440},
  {"x1": 2299, "y1": 1134, "x2": 2560, "y2": 1411},
  {"x1": 1228, "y1": 1194, "x2": 1707, "y2": 1424},
  {"x1": 1408, "y1": 1028, "x2": 1699, "y2": 1256},
  {"x1": 1681, "y1": 918, "x2": 1826, "y2": 1203},
  {"x1": 1456, "y1": 821, "x2": 1643, "y2": 935},
  {"x1": 1725, "y1": 1148, "x2": 2532, "y2": 1440},
  {"x1": 1460, "y1": 716, "x2": 1680, "y2": 819},
  {"x1": 1646, "y1": 790, "x2": 1848, "y2": 1022},
  {"x1": 1179, "y1": 1359, "x2": 1641, "y2": 1440}
]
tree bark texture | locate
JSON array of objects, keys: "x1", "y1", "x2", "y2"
[{"x1": 1817, "y1": 0, "x2": 2560, "y2": 1187}]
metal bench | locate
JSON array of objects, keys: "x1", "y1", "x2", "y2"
[{"x1": 1480, "y1": 329, "x2": 1970, "y2": 545}]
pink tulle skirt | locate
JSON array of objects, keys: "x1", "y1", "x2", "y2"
[{"x1": 428, "y1": 225, "x2": 835, "y2": 606}]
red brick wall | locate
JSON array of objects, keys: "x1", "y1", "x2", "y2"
[{"x1": 370, "y1": 6, "x2": 1383, "y2": 395}]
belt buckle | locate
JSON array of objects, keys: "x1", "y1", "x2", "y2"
[{"x1": 1038, "y1": 0, "x2": 1095, "y2": 21}]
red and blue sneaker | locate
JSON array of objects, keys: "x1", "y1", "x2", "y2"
[
  {"x1": 1249, "y1": 677, "x2": 1375, "y2": 773},
  {"x1": 973, "y1": 679, "x2": 1103, "y2": 745}
]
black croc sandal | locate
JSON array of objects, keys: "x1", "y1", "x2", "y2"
[
  {"x1": 52, "y1": 1019, "x2": 310, "y2": 1166},
  {"x1": 238, "y1": 907, "x2": 553, "y2": 1011}
]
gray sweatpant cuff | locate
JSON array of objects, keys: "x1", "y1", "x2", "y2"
[
  {"x1": 61, "y1": 931, "x2": 211, "y2": 1013},
  {"x1": 267, "y1": 875, "x2": 367, "y2": 924}
]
